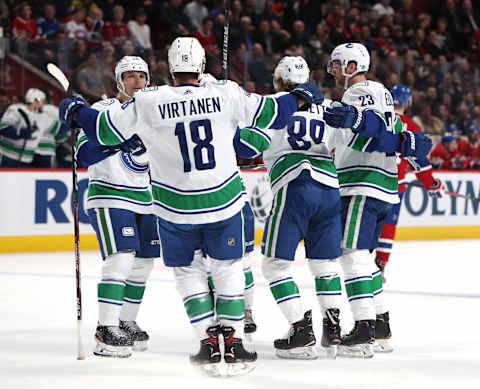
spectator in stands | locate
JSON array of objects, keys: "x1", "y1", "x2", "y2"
[
  {"x1": 455, "y1": 103, "x2": 472, "y2": 135},
  {"x1": 85, "y1": 5, "x2": 104, "y2": 49},
  {"x1": 70, "y1": 38, "x2": 89, "y2": 72},
  {"x1": 36, "y1": 3, "x2": 59, "y2": 41},
  {"x1": 413, "y1": 103, "x2": 445, "y2": 135},
  {"x1": 270, "y1": 19, "x2": 290, "y2": 53},
  {"x1": 127, "y1": 8, "x2": 152, "y2": 56},
  {"x1": 65, "y1": 7, "x2": 87, "y2": 40},
  {"x1": 289, "y1": 20, "x2": 309, "y2": 54},
  {"x1": 430, "y1": 133, "x2": 468, "y2": 170},
  {"x1": 308, "y1": 22, "x2": 332, "y2": 61},
  {"x1": 373, "y1": 0, "x2": 394, "y2": 17},
  {"x1": 76, "y1": 51, "x2": 107, "y2": 103},
  {"x1": 103, "y1": 5, "x2": 129, "y2": 50},
  {"x1": 11, "y1": 1, "x2": 38, "y2": 58},
  {"x1": 194, "y1": 16, "x2": 218, "y2": 55},
  {"x1": 249, "y1": 42, "x2": 272, "y2": 93},
  {"x1": 160, "y1": 0, "x2": 190, "y2": 42},
  {"x1": 184, "y1": 0, "x2": 207, "y2": 31},
  {"x1": 458, "y1": 125, "x2": 480, "y2": 168}
]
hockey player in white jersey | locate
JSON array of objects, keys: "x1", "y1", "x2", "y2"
[
  {"x1": 60, "y1": 37, "x2": 322, "y2": 375},
  {"x1": 0, "y1": 88, "x2": 44, "y2": 167},
  {"x1": 234, "y1": 56, "x2": 431, "y2": 360},
  {"x1": 323, "y1": 43, "x2": 432, "y2": 357},
  {"x1": 75, "y1": 56, "x2": 159, "y2": 358},
  {"x1": 199, "y1": 72, "x2": 257, "y2": 337}
]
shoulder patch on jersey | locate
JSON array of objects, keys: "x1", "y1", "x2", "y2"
[
  {"x1": 99, "y1": 98, "x2": 115, "y2": 106},
  {"x1": 141, "y1": 86, "x2": 159, "y2": 92}
]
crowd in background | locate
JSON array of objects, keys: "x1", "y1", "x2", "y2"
[{"x1": 0, "y1": 0, "x2": 480, "y2": 169}]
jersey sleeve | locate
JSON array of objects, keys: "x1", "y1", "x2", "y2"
[
  {"x1": 1, "y1": 105, "x2": 22, "y2": 128},
  {"x1": 75, "y1": 99, "x2": 137, "y2": 146}
]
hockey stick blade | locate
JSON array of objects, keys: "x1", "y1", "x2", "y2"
[
  {"x1": 407, "y1": 182, "x2": 480, "y2": 202},
  {"x1": 47, "y1": 63, "x2": 69, "y2": 92}
]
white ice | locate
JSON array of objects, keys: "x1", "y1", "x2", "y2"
[{"x1": 1, "y1": 240, "x2": 480, "y2": 389}]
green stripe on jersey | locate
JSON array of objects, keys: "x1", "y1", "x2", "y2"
[
  {"x1": 255, "y1": 97, "x2": 276, "y2": 129},
  {"x1": 240, "y1": 128, "x2": 270, "y2": 153},
  {"x1": 266, "y1": 187, "x2": 284, "y2": 257},
  {"x1": 98, "y1": 208, "x2": 113, "y2": 255},
  {"x1": 151, "y1": 175, "x2": 244, "y2": 211},
  {"x1": 393, "y1": 115, "x2": 403, "y2": 134},
  {"x1": 351, "y1": 134, "x2": 371, "y2": 152},
  {"x1": 270, "y1": 154, "x2": 336, "y2": 183},
  {"x1": 76, "y1": 135, "x2": 88, "y2": 150},
  {"x1": 49, "y1": 120, "x2": 59, "y2": 135},
  {"x1": 338, "y1": 168, "x2": 397, "y2": 191},
  {"x1": 345, "y1": 196, "x2": 363, "y2": 248},
  {"x1": 88, "y1": 183, "x2": 152, "y2": 203},
  {"x1": 98, "y1": 111, "x2": 122, "y2": 145},
  {"x1": 38, "y1": 142, "x2": 56, "y2": 150},
  {"x1": 0, "y1": 138, "x2": 35, "y2": 155}
]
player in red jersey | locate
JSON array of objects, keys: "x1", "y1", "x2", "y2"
[
  {"x1": 458, "y1": 125, "x2": 480, "y2": 169},
  {"x1": 375, "y1": 85, "x2": 443, "y2": 281}
]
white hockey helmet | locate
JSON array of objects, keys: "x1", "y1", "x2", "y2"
[
  {"x1": 168, "y1": 37, "x2": 205, "y2": 78},
  {"x1": 115, "y1": 56, "x2": 150, "y2": 97},
  {"x1": 327, "y1": 43, "x2": 370, "y2": 88},
  {"x1": 25, "y1": 88, "x2": 46, "y2": 104},
  {"x1": 273, "y1": 56, "x2": 310, "y2": 91}
]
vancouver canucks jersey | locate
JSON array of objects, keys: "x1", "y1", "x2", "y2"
[
  {"x1": 259, "y1": 101, "x2": 355, "y2": 194},
  {"x1": 36, "y1": 104, "x2": 61, "y2": 156},
  {"x1": 82, "y1": 81, "x2": 288, "y2": 224},
  {"x1": 0, "y1": 103, "x2": 47, "y2": 163},
  {"x1": 76, "y1": 98, "x2": 153, "y2": 214},
  {"x1": 335, "y1": 80, "x2": 402, "y2": 204}
]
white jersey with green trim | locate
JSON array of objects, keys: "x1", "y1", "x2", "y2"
[
  {"x1": 77, "y1": 98, "x2": 153, "y2": 214},
  {"x1": 335, "y1": 80, "x2": 400, "y2": 204},
  {"x1": 258, "y1": 98, "x2": 354, "y2": 195},
  {"x1": 0, "y1": 103, "x2": 49, "y2": 163},
  {"x1": 92, "y1": 81, "x2": 281, "y2": 224},
  {"x1": 36, "y1": 104, "x2": 61, "y2": 156}
]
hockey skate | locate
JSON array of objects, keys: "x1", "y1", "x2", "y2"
[
  {"x1": 94, "y1": 325, "x2": 133, "y2": 358},
  {"x1": 373, "y1": 312, "x2": 393, "y2": 353},
  {"x1": 338, "y1": 320, "x2": 375, "y2": 359},
  {"x1": 120, "y1": 320, "x2": 149, "y2": 351},
  {"x1": 274, "y1": 310, "x2": 318, "y2": 360},
  {"x1": 222, "y1": 326, "x2": 257, "y2": 376},
  {"x1": 190, "y1": 325, "x2": 222, "y2": 377},
  {"x1": 321, "y1": 308, "x2": 341, "y2": 359}
]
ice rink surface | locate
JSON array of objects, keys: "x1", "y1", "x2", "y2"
[{"x1": 1, "y1": 240, "x2": 480, "y2": 389}]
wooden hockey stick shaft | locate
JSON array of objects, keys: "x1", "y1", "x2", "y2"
[
  {"x1": 46, "y1": 63, "x2": 85, "y2": 360},
  {"x1": 406, "y1": 181, "x2": 480, "y2": 202}
]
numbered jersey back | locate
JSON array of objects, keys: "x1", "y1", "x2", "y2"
[{"x1": 343, "y1": 80, "x2": 396, "y2": 133}]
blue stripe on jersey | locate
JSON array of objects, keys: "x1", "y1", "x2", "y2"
[
  {"x1": 337, "y1": 165, "x2": 397, "y2": 176},
  {"x1": 153, "y1": 191, "x2": 245, "y2": 215},
  {"x1": 89, "y1": 179, "x2": 149, "y2": 191},
  {"x1": 106, "y1": 110, "x2": 126, "y2": 141},
  {"x1": 340, "y1": 183, "x2": 398, "y2": 195},
  {"x1": 151, "y1": 171, "x2": 238, "y2": 193}
]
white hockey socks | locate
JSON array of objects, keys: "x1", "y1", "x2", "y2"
[
  {"x1": 340, "y1": 249, "x2": 375, "y2": 321},
  {"x1": 174, "y1": 252, "x2": 215, "y2": 340},
  {"x1": 209, "y1": 257, "x2": 245, "y2": 338},
  {"x1": 262, "y1": 256, "x2": 304, "y2": 324},
  {"x1": 98, "y1": 251, "x2": 136, "y2": 326},
  {"x1": 243, "y1": 253, "x2": 254, "y2": 310},
  {"x1": 119, "y1": 258, "x2": 154, "y2": 322},
  {"x1": 308, "y1": 258, "x2": 342, "y2": 317},
  {"x1": 373, "y1": 266, "x2": 388, "y2": 315}
]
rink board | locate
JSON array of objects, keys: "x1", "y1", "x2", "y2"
[{"x1": 0, "y1": 169, "x2": 479, "y2": 253}]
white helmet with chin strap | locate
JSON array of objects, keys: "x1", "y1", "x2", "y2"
[
  {"x1": 273, "y1": 56, "x2": 310, "y2": 91},
  {"x1": 168, "y1": 37, "x2": 205, "y2": 79},
  {"x1": 327, "y1": 43, "x2": 370, "y2": 89},
  {"x1": 115, "y1": 56, "x2": 150, "y2": 98}
]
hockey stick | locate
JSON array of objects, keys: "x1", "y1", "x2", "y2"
[
  {"x1": 47, "y1": 63, "x2": 85, "y2": 360},
  {"x1": 16, "y1": 108, "x2": 31, "y2": 167},
  {"x1": 222, "y1": 0, "x2": 231, "y2": 80},
  {"x1": 406, "y1": 181, "x2": 480, "y2": 202}
]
